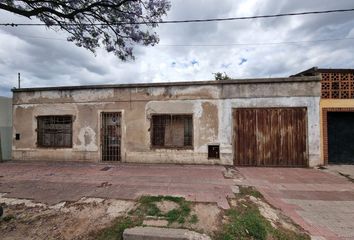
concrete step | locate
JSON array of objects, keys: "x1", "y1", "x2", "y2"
[{"x1": 123, "y1": 227, "x2": 211, "y2": 240}]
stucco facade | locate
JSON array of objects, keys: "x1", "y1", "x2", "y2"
[{"x1": 12, "y1": 76, "x2": 321, "y2": 166}]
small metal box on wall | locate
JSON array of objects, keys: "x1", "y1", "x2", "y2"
[{"x1": 208, "y1": 145, "x2": 220, "y2": 159}]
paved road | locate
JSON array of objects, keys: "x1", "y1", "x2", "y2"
[
  {"x1": 238, "y1": 167, "x2": 354, "y2": 240},
  {"x1": 0, "y1": 161, "x2": 234, "y2": 209}
]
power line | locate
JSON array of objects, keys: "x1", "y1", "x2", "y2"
[
  {"x1": 0, "y1": 8, "x2": 354, "y2": 26},
  {"x1": 8, "y1": 33, "x2": 354, "y2": 46},
  {"x1": 158, "y1": 37, "x2": 354, "y2": 47}
]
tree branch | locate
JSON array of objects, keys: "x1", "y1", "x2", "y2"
[{"x1": 0, "y1": 0, "x2": 170, "y2": 60}]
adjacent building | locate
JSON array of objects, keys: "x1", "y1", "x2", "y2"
[
  {"x1": 293, "y1": 67, "x2": 354, "y2": 165},
  {"x1": 0, "y1": 96, "x2": 12, "y2": 161},
  {"x1": 12, "y1": 76, "x2": 321, "y2": 167}
]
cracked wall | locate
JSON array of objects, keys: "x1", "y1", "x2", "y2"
[{"x1": 12, "y1": 77, "x2": 321, "y2": 166}]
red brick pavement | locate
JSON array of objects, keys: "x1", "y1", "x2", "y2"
[
  {"x1": 0, "y1": 161, "x2": 234, "y2": 209},
  {"x1": 238, "y1": 167, "x2": 354, "y2": 240}
]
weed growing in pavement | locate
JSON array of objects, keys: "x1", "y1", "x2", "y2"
[
  {"x1": 89, "y1": 216, "x2": 142, "y2": 240},
  {"x1": 1, "y1": 214, "x2": 15, "y2": 222},
  {"x1": 214, "y1": 187, "x2": 310, "y2": 240},
  {"x1": 189, "y1": 214, "x2": 199, "y2": 224},
  {"x1": 132, "y1": 195, "x2": 195, "y2": 224},
  {"x1": 239, "y1": 186, "x2": 263, "y2": 198}
]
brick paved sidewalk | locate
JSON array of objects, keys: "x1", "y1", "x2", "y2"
[
  {"x1": 0, "y1": 161, "x2": 234, "y2": 209},
  {"x1": 238, "y1": 167, "x2": 354, "y2": 240}
]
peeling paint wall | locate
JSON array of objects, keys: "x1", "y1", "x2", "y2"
[
  {"x1": 225, "y1": 97, "x2": 321, "y2": 166},
  {"x1": 12, "y1": 77, "x2": 321, "y2": 166}
]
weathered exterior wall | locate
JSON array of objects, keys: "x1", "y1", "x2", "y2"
[
  {"x1": 0, "y1": 96, "x2": 12, "y2": 160},
  {"x1": 12, "y1": 77, "x2": 321, "y2": 166},
  {"x1": 228, "y1": 97, "x2": 321, "y2": 166}
]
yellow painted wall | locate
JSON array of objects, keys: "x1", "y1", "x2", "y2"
[
  {"x1": 320, "y1": 99, "x2": 354, "y2": 164},
  {"x1": 320, "y1": 99, "x2": 354, "y2": 108}
]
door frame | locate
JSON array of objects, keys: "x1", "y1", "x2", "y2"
[
  {"x1": 97, "y1": 110, "x2": 124, "y2": 162},
  {"x1": 322, "y1": 107, "x2": 354, "y2": 165}
]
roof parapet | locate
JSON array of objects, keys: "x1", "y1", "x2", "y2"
[{"x1": 12, "y1": 76, "x2": 321, "y2": 93}]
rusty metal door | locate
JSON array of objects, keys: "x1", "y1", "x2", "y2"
[
  {"x1": 328, "y1": 112, "x2": 354, "y2": 164},
  {"x1": 101, "y1": 112, "x2": 121, "y2": 161},
  {"x1": 233, "y1": 108, "x2": 307, "y2": 167}
]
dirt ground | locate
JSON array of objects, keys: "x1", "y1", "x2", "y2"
[
  {"x1": 238, "y1": 167, "x2": 354, "y2": 239},
  {"x1": 0, "y1": 194, "x2": 224, "y2": 239},
  {"x1": 0, "y1": 195, "x2": 136, "y2": 240},
  {"x1": 0, "y1": 162, "x2": 312, "y2": 239},
  {"x1": 0, "y1": 190, "x2": 308, "y2": 240}
]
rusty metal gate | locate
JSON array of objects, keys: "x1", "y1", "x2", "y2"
[
  {"x1": 233, "y1": 108, "x2": 307, "y2": 167},
  {"x1": 101, "y1": 112, "x2": 121, "y2": 161}
]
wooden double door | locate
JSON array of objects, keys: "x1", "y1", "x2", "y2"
[{"x1": 233, "y1": 108, "x2": 308, "y2": 167}]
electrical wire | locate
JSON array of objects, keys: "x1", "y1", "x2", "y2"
[
  {"x1": 158, "y1": 37, "x2": 354, "y2": 47},
  {"x1": 0, "y1": 8, "x2": 354, "y2": 26},
  {"x1": 8, "y1": 32, "x2": 354, "y2": 47}
]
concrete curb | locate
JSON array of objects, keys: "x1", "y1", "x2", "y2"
[{"x1": 123, "y1": 227, "x2": 211, "y2": 240}]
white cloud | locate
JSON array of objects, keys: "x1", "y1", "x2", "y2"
[{"x1": 0, "y1": 0, "x2": 354, "y2": 96}]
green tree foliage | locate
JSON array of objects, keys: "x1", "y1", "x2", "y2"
[
  {"x1": 0, "y1": 0, "x2": 171, "y2": 60},
  {"x1": 214, "y1": 72, "x2": 231, "y2": 80}
]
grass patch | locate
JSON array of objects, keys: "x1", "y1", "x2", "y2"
[
  {"x1": 144, "y1": 202, "x2": 161, "y2": 216},
  {"x1": 215, "y1": 200, "x2": 310, "y2": 240},
  {"x1": 239, "y1": 186, "x2": 263, "y2": 198},
  {"x1": 138, "y1": 195, "x2": 184, "y2": 204},
  {"x1": 93, "y1": 216, "x2": 142, "y2": 240},
  {"x1": 215, "y1": 202, "x2": 266, "y2": 240},
  {"x1": 87, "y1": 195, "x2": 197, "y2": 240},
  {"x1": 166, "y1": 200, "x2": 191, "y2": 224},
  {"x1": 189, "y1": 214, "x2": 199, "y2": 224},
  {"x1": 1, "y1": 215, "x2": 15, "y2": 222},
  {"x1": 131, "y1": 195, "x2": 195, "y2": 225}
]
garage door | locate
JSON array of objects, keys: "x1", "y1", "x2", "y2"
[
  {"x1": 233, "y1": 108, "x2": 308, "y2": 167},
  {"x1": 328, "y1": 112, "x2": 354, "y2": 164}
]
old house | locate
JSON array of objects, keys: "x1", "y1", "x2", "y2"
[
  {"x1": 293, "y1": 67, "x2": 354, "y2": 164},
  {"x1": 12, "y1": 76, "x2": 321, "y2": 167}
]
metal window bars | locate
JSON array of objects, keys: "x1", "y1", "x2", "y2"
[
  {"x1": 151, "y1": 114, "x2": 193, "y2": 148},
  {"x1": 101, "y1": 112, "x2": 121, "y2": 161},
  {"x1": 37, "y1": 115, "x2": 73, "y2": 148}
]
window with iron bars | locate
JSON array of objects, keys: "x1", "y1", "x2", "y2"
[
  {"x1": 37, "y1": 115, "x2": 73, "y2": 148},
  {"x1": 151, "y1": 115, "x2": 193, "y2": 148}
]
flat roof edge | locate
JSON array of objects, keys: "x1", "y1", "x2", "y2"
[
  {"x1": 292, "y1": 67, "x2": 354, "y2": 76},
  {"x1": 11, "y1": 76, "x2": 321, "y2": 93}
]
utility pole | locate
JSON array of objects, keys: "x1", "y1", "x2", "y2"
[
  {"x1": 0, "y1": 134, "x2": 2, "y2": 162},
  {"x1": 18, "y1": 72, "x2": 21, "y2": 89}
]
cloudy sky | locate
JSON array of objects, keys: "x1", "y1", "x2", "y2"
[{"x1": 0, "y1": 0, "x2": 354, "y2": 96}]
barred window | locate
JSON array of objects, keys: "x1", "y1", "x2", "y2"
[
  {"x1": 37, "y1": 116, "x2": 73, "y2": 148},
  {"x1": 151, "y1": 115, "x2": 193, "y2": 148}
]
